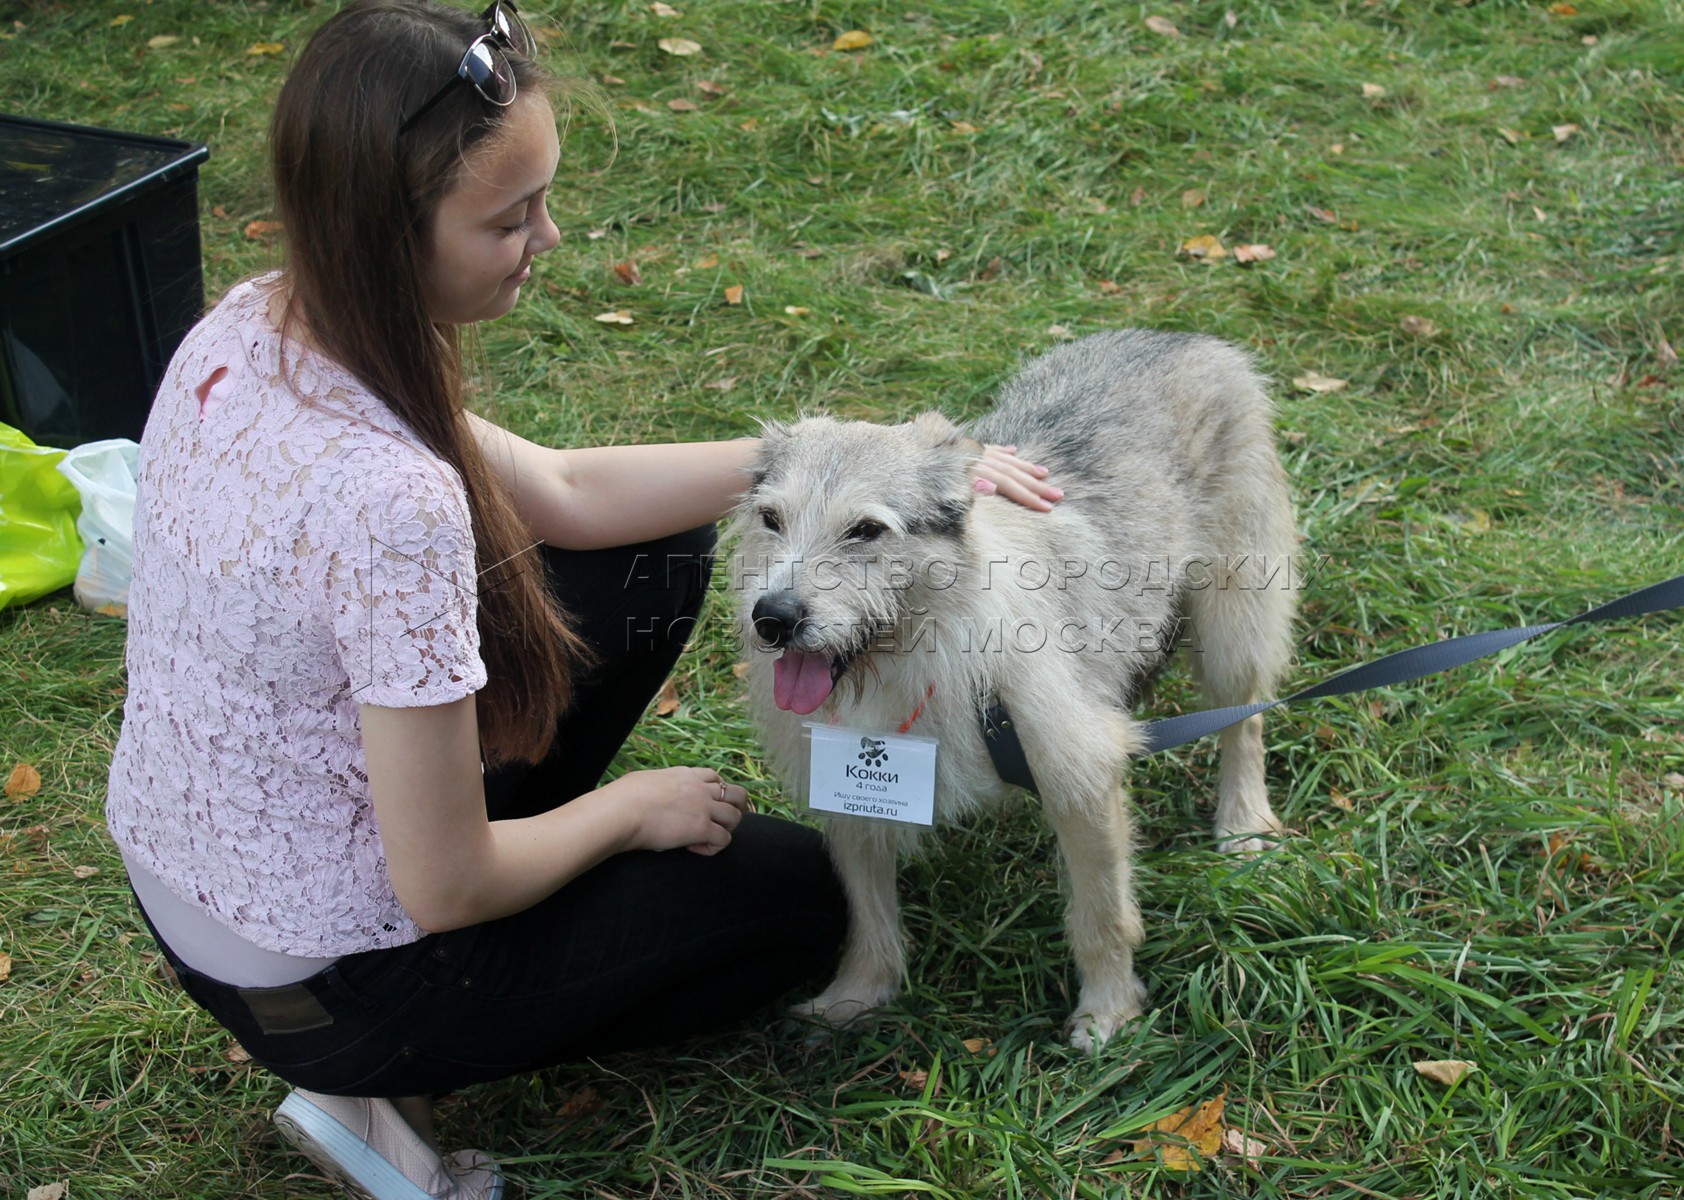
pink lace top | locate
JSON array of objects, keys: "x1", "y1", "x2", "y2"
[{"x1": 106, "y1": 275, "x2": 487, "y2": 957}]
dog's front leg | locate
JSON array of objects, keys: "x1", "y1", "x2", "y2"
[
  {"x1": 1044, "y1": 784, "x2": 1148, "y2": 1052},
  {"x1": 795, "y1": 818, "x2": 906, "y2": 1026}
]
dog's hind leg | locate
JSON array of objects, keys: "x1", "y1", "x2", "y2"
[
  {"x1": 796, "y1": 819, "x2": 907, "y2": 1026},
  {"x1": 1184, "y1": 536, "x2": 1296, "y2": 854},
  {"x1": 1046, "y1": 785, "x2": 1148, "y2": 1051},
  {"x1": 1023, "y1": 707, "x2": 1148, "y2": 1051}
]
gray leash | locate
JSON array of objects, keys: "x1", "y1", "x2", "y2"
[{"x1": 982, "y1": 574, "x2": 1684, "y2": 793}]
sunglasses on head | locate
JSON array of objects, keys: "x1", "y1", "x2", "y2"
[{"x1": 398, "y1": 0, "x2": 537, "y2": 136}]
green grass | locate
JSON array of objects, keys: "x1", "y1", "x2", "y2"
[{"x1": 3, "y1": 0, "x2": 1683, "y2": 1196}]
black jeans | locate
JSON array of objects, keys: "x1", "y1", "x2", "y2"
[{"x1": 141, "y1": 527, "x2": 848, "y2": 1097}]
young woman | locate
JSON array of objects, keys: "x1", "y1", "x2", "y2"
[{"x1": 105, "y1": 3, "x2": 1061, "y2": 1197}]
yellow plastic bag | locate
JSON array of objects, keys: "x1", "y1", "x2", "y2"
[{"x1": 0, "y1": 423, "x2": 84, "y2": 611}]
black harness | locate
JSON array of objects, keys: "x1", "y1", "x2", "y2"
[{"x1": 980, "y1": 701, "x2": 1039, "y2": 795}]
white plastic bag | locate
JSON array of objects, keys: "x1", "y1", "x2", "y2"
[{"x1": 55, "y1": 438, "x2": 139, "y2": 618}]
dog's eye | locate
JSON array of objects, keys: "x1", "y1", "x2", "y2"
[
  {"x1": 846, "y1": 520, "x2": 887, "y2": 543},
  {"x1": 760, "y1": 508, "x2": 782, "y2": 533}
]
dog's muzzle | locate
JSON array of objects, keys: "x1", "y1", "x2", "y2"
[
  {"x1": 751, "y1": 593, "x2": 808, "y2": 649},
  {"x1": 750, "y1": 592, "x2": 866, "y2": 715}
]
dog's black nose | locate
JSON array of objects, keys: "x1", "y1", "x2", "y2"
[{"x1": 752, "y1": 594, "x2": 807, "y2": 648}]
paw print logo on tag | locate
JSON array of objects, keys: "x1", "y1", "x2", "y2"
[{"x1": 857, "y1": 737, "x2": 889, "y2": 766}]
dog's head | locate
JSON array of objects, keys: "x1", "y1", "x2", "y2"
[{"x1": 730, "y1": 412, "x2": 983, "y2": 715}]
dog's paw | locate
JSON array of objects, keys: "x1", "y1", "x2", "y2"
[
  {"x1": 1065, "y1": 1006, "x2": 1140, "y2": 1053},
  {"x1": 1215, "y1": 830, "x2": 1280, "y2": 856},
  {"x1": 791, "y1": 983, "x2": 896, "y2": 1027},
  {"x1": 1066, "y1": 975, "x2": 1147, "y2": 1051}
]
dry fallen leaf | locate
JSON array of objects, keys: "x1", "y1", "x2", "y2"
[
  {"x1": 898, "y1": 1066, "x2": 930, "y2": 1087},
  {"x1": 1293, "y1": 372, "x2": 1349, "y2": 394},
  {"x1": 1490, "y1": 74, "x2": 1525, "y2": 89},
  {"x1": 1181, "y1": 188, "x2": 1206, "y2": 208},
  {"x1": 600, "y1": 73, "x2": 625, "y2": 85},
  {"x1": 593, "y1": 310, "x2": 635, "y2": 325},
  {"x1": 731, "y1": 661, "x2": 752, "y2": 679},
  {"x1": 832, "y1": 30, "x2": 875, "y2": 51},
  {"x1": 961, "y1": 1037, "x2": 997, "y2": 1056},
  {"x1": 110, "y1": 15, "x2": 134, "y2": 26},
  {"x1": 1414, "y1": 1059, "x2": 1476, "y2": 1087},
  {"x1": 706, "y1": 376, "x2": 738, "y2": 392},
  {"x1": 148, "y1": 34, "x2": 179, "y2": 49},
  {"x1": 5, "y1": 763, "x2": 42, "y2": 799},
  {"x1": 1548, "y1": 2, "x2": 1578, "y2": 13},
  {"x1": 654, "y1": 678, "x2": 680, "y2": 717},
  {"x1": 1179, "y1": 234, "x2": 1227, "y2": 260},
  {"x1": 1096, "y1": 279, "x2": 1122, "y2": 294},
  {"x1": 246, "y1": 41, "x2": 285, "y2": 56},
  {"x1": 555, "y1": 1084, "x2": 603, "y2": 1120},
  {"x1": 1553, "y1": 123, "x2": 1581, "y2": 144},
  {"x1": 1233, "y1": 243, "x2": 1276, "y2": 264},
  {"x1": 784, "y1": 306, "x2": 810, "y2": 316},
  {"x1": 1132, "y1": 1091, "x2": 1226, "y2": 1173},
  {"x1": 243, "y1": 219, "x2": 283, "y2": 239},
  {"x1": 1305, "y1": 205, "x2": 1337, "y2": 223},
  {"x1": 72, "y1": 865, "x2": 99, "y2": 879},
  {"x1": 668, "y1": 97, "x2": 699, "y2": 112},
  {"x1": 651, "y1": 2, "x2": 680, "y2": 15},
  {"x1": 1400, "y1": 315, "x2": 1437, "y2": 337},
  {"x1": 693, "y1": 253, "x2": 720, "y2": 269},
  {"x1": 612, "y1": 260, "x2": 642, "y2": 286},
  {"x1": 586, "y1": 228, "x2": 608, "y2": 240},
  {"x1": 1362, "y1": 82, "x2": 1387, "y2": 99},
  {"x1": 1331, "y1": 788, "x2": 1353, "y2": 811},
  {"x1": 0, "y1": 953, "x2": 12, "y2": 984},
  {"x1": 723, "y1": 284, "x2": 745, "y2": 305},
  {"x1": 27, "y1": 1184, "x2": 66, "y2": 1200},
  {"x1": 225, "y1": 1040, "x2": 252, "y2": 1064},
  {"x1": 1221, "y1": 1126, "x2": 1269, "y2": 1167},
  {"x1": 1453, "y1": 509, "x2": 1492, "y2": 534},
  {"x1": 658, "y1": 37, "x2": 702, "y2": 56},
  {"x1": 696, "y1": 79, "x2": 728, "y2": 97},
  {"x1": 950, "y1": 120, "x2": 979, "y2": 135},
  {"x1": 1657, "y1": 332, "x2": 1678, "y2": 371},
  {"x1": 1498, "y1": 127, "x2": 1523, "y2": 146},
  {"x1": 1145, "y1": 16, "x2": 1181, "y2": 36},
  {"x1": 1047, "y1": 324, "x2": 1075, "y2": 339}
]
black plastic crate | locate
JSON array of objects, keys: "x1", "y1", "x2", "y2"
[{"x1": 0, "y1": 114, "x2": 209, "y2": 447}]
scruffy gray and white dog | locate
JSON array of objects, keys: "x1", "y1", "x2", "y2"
[{"x1": 731, "y1": 330, "x2": 1298, "y2": 1050}]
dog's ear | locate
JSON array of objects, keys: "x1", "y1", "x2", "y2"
[
  {"x1": 908, "y1": 411, "x2": 981, "y2": 452},
  {"x1": 748, "y1": 417, "x2": 794, "y2": 492}
]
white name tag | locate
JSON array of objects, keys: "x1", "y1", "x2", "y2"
[{"x1": 803, "y1": 723, "x2": 938, "y2": 826}]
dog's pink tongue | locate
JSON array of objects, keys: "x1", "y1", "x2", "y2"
[{"x1": 773, "y1": 650, "x2": 835, "y2": 714}]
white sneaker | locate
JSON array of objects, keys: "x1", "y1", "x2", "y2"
[{"x1": 273, "y1": 1089, "x2": 504, "y2": 1200}]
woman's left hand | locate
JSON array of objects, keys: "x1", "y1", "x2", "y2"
[{"x1": 973, "y1": 444, "x2": 1064, "y2": 512}]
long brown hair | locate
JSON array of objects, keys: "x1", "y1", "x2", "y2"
[{"x1": 271, "y1": 0, "x2": 585, "y2": 766}]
